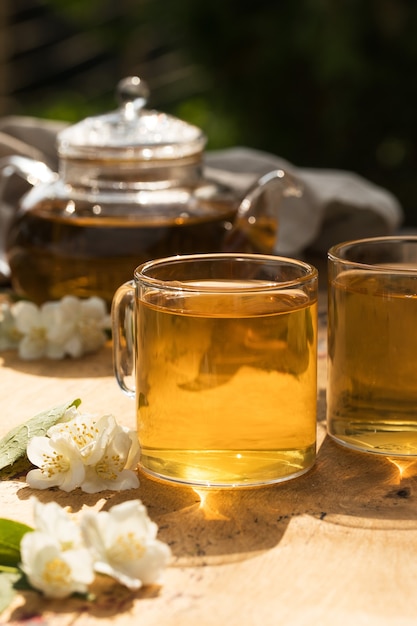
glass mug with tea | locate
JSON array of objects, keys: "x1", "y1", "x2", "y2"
[
  {"x1": 327, "y1": 236, "x2": 417, "y2": 456},
  {"x1": 112, "y1": 253, "x2": 318, "y2": 488}
]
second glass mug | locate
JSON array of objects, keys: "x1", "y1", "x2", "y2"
[
  {"x1": 327, "y1": 235, "x2": 417, "y2": 456},
  {"x1": 112, "y1": 253, "x2": 318, "y2": 488}
]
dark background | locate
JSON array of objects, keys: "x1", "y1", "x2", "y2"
[{"x1": 2, "y1": 0, "x2": 417, "y2": 225}]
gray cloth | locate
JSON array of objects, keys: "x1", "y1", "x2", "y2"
[
  {"x1": 205, "y1": 147, "x2": 403, "y2": 256},
  {"x1": 0, "y1": 116, "x2": 404, "y2": 283}
]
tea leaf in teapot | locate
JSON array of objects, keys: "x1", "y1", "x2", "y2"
[{"x1": 0, "y1": 398, "x2": 81, "y2": 475}]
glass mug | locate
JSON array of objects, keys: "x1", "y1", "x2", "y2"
[
  {"x1": 112, "y1": 253, "x2": 318, "y2": 487},
  {"x1": 328, "y1": 236, "x2": 417, "y2": 456}
]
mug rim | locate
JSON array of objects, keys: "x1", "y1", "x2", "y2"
[
  {"x1": 328, "y1": 235, "x2": 417, "y2": 271},
  {"x1": 133, "y1": 252, "x2": 318, "y2": 292}
]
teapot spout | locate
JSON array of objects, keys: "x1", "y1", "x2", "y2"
[
  {"x1": 0, "y1": 155, "x2": 57, "y2": 189},
  {"x1": 223, "y1": 168, "x2": 302, "y2": 254}
]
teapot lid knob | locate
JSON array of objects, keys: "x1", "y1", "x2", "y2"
[
  {"x1": 58, "y1": 76, "x2": 206, "y2": 160},
  {"x1": 117, "y1": 76, "x2": 150, "y2": 120}
]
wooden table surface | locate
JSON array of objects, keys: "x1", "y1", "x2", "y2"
[{"x1": 1, "y1": 310, "x2": 417, "y2": 626}]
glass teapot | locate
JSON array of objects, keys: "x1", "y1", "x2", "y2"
[{"x1": 2, "y1": 77, "x2": 301, "y2": 305}]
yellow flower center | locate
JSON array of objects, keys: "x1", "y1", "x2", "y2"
[
  {"x1": 43, "y1": 557, "x2": 72, "y2": 587},
  {"x1": 30, "y1": 326, "x2": 47, "y2": 341},
  {"x1": 95, "y1": 453, "x2": 125, "y2": 481},
  {"x1": 108, "y1": 532, "x2": 145, "y2": 563},
  {"x1": 41, "y1": 451, "x2": 70, "y2": 477},
  {"x1": 58, "y1": 421, "x2": 99, "y2": 449}
]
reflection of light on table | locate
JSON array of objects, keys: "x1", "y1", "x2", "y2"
[
  {"x1": 387, "y1": 456, "x2": 417, "y2": 482},
  {"x1": 193, "y1": 487, "x2": 208, "y2": 509},
  {"x1": 192, "y1": 488, "x2": 230, "y2": 520}
]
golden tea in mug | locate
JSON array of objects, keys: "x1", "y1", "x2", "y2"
[
  {"x1": 112, "y1": 253, "x2": 318, "y2": 487},
  {"x1": 328, "y1": 238, "x2": 417, "y2": 456},
  {"x1": 136, "y1": 284, "x2": 317, "y2": 486}
]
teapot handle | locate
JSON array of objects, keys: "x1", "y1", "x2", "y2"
[
  {"x1": 223, "y1": 168, "x2": 302, "y2": 254},
  {"x1": 0, "y1": 156, "x2": 57, "y2": 282}
]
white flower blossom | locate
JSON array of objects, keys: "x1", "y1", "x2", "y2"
[
  {"x1": 12, "y1": 300, "x2": 65, "y2": 360},
  {"x1": 32, "y1": 499, "x2": 85, "y2": 551},
  {"x1": 26, "y1": 431, "x2": 86, "y2": 492},
  {"x1": 124, "y1": 426, "x2": 141, "y2": 473},
  {"x1": 26, "y1": 409, "x2": 139, "y2": 493},
  {"x1": 20, "y1": 500, "x2": 94, "y2": 598},
  {"x1": 81, "y1": 500, "x2": 172, "y2": 590},
  {"x1": 48, "y1": 412, "x2": 118, "y2": 466},
  {"x1": 18, "y1": 498, "x2": 170, "y2": 598},
  {"x1": 48, "y1": 296, "x2": 110, "y2": 358},
  {"x1": 82, "y1": 424, "x2": 140, "y2": 494},
  {"x1": 0, "y1": 301, "x2": 21, "y2": 350},
  {"x1": 0, "y1": 295, "x2": 110, "y2": 360},
  {"x1": 20, "y1": 533, "x2": 95, "y2": 598}
]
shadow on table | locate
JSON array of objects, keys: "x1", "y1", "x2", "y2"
[
  {"x1": 0, "y1": 343, "x2": 114, "y2": 378},
  {"x1": 135, "y1": 434, "x2": 417, "y2": 564},
  {"x1": 15, "y1": 434, "x2": 417, "y2": 569}
]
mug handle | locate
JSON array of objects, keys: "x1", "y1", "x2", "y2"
[{"x1": 111, "y1": 280, "x2": 136, "y2": 398}]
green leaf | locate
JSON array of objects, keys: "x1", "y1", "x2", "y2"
[
  {"x1": 0, "y1": 398, "x2": 81, "y2": 477},
  {"x1": 0, "y1": 565, "x2": 20, "y2": 573},
  {"x1": 0, "y1": 518, "x2": 33, "y2": 568}
]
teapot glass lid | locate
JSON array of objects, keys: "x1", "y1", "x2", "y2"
[{"x1": 57, "y1": 76, "x2": 206, "y2": 161}]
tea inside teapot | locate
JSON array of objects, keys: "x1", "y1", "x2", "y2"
[{"x1": 7, "y1": 184, "x2": 239, "y2": 304}]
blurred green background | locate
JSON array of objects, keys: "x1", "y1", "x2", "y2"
[{"x1": 3, "y1": 0, "x2": 417, "y2": 224}]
